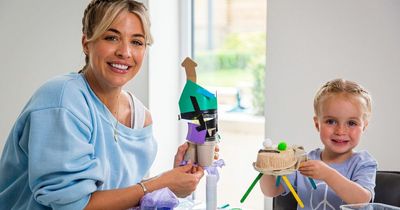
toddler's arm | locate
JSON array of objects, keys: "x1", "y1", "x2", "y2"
[
  {"x1": 299, "y1": 160, "x2": 371, "y2": 203},
  {"x1": 259, "y1": 174, "x2": 285, "y2": 197}
]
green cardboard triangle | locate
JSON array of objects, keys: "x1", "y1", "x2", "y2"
[{"x1": 179, "y1": 80, "x2": 217, "y2": 113}]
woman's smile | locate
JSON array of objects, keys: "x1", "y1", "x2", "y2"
[{"x1": 108, "y1": 61, "x2": 132, "y2": 74}]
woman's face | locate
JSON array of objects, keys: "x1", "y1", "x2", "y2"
[{"x1": 83, "y1": 10, "x2": 146, "y2": 90}]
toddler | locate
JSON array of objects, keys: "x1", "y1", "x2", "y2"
[{"x1": 260, "y1": 78, "x2": 377, "y2": 210}]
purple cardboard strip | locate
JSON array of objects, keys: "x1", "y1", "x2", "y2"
[{"x1": 186, "y1": 122, "x2": 206, "y2": 144}]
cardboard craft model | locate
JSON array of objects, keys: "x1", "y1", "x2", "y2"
[
  {"x1": 178, "y1": 57, "x2": 218, "y2": 166},
  {"x1": 241, "y1": 141, "x2": 316, "y2": 208}
]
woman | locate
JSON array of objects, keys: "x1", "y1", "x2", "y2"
[{"x1": 0, "y1": 0, "x2": 204, "y2": 209}]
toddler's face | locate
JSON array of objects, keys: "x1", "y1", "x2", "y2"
[{"x1": 314, "y1": 94, "x2": 368, "y2": 157}]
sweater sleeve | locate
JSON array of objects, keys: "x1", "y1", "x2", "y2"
[{"x1": 27, "y1": 108, "x2": 103, "y2": 210}]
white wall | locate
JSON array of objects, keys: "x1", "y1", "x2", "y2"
[
  {"x1": 266, "y1": 0, "x2": 400, "y2": 171},
  {"x1": 0, "y1": 1, "x2": 86, "y2": 151},
  {"x1": 147, "y1": 0, "x2": 185, "y2": 175},
  {"x1": 0, "y1": 1, "x2": 150, "y2": 154}
]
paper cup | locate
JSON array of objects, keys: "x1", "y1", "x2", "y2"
[
  {"x1": 183, "y1": 142, "x2": 197, "y2": 163},
  {"x1": 197, "y1": 141, "x2": 216, "y2": 167}
]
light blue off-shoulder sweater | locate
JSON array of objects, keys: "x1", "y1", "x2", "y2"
[{"x1": 0, "y1": 73, "x2": 157, "y2": 210}]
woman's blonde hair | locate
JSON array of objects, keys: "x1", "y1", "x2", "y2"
[
  {"x1": 314, "y1": 78, "x2": 372, "y2": 120},
  {"x1": 81, "y1": 0, "x2": 153, "y2": 71}
]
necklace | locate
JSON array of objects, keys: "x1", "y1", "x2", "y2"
[
  {"x1": 112, "y1": 95, "x2": 120, "y2": 142},
  {"x1": 83, "y1": 71, "x2": 120, "y2": 142}
]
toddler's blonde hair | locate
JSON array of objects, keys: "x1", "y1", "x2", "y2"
[{"x1": 314, "y1": 79, "x2": 372, "y2": 120}]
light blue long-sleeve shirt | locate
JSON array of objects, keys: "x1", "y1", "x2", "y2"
[{"x1": 0, "y1": 73, "x2": 157, "y2": 210}]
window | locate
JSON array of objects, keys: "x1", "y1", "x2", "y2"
[{"x1": 191, "y1": 0, "x2": 267, "y2": 209}]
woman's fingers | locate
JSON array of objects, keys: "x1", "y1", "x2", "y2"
[
  {"x1": 214, "y1": 144, "x2": 220, "y2": 159},
  {"x1": 174, "y1": 142, "x2": 189, "y2": 168},
  {"x1": 214, "y1": 145, "x2": 220, "y2": 152},
  {"x1": 214, "y1": 152, "x2": 219, "y2": 160}
]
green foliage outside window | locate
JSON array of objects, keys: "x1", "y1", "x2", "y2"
[
  {"x1": 196, "y1": 33, "x2": 265, "y2": 115},
  {"x1": 249, "y1": 56, "x2": 265, "y2": 116}
]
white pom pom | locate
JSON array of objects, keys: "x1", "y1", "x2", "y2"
[{"x1": 263, "y1": 138, "x2": 273, "y2": 148}]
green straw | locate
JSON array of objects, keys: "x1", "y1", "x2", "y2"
[
  {"x1": 240, "y1": 172, "x2": 263, "y2": 203},
  {"x1": 309, "y1": 177, "x2": 317, "y2": 189},
  {"x1": 275, "y1": 175, "x2": 281, "y2": 186},
  {"x1": 219, "y1": 203, "x2": 230, "y2": 209}
]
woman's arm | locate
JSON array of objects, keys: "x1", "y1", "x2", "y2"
[
  {"x1": 84, "y1": 184, "x2": 144, "y2": 210},
  {"x1": 85, "y1": 163, "x2": 203, "y2": 210}
]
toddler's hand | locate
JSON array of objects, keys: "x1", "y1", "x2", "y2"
[{"x1": 299, "y1": 160, "x2": 333, "y2": 181}]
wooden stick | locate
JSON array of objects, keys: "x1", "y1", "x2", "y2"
[
  {"x1": 240, "y1": 173, "x2": 263, "y2": 203},
  {"x1": 282, "y1": 175, "x2": 304, "y2": 208}
]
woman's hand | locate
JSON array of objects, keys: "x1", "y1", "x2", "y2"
[
  {"x1": 159, "y1": 163, "x2": 204, "y2": 197},
  {"x1": 173, "y1": 142, "x2": 188, "y2": 168},
  {"x1": 173, "y1": 142, "x2": 220, "y2": 168},
  {"x1": 214, "y1": 144, "x2": 220, "y2": 160}
]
